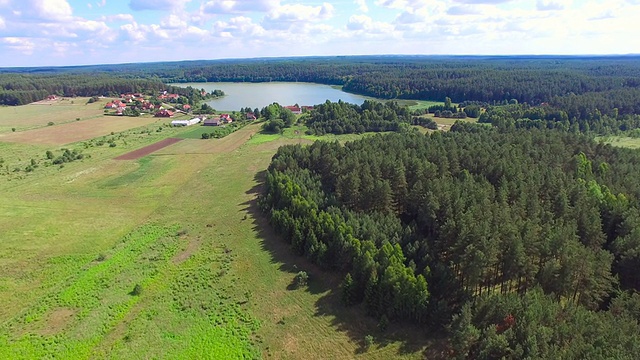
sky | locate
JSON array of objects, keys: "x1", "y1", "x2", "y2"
[{"x1": 0, "y1": 0, "x2": 638, "y2": 67}]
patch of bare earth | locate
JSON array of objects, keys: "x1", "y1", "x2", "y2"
[
  {"x1": 114, "y1": 138, "x2": 183, "y2": 160},
  {"x1": 38, "y1": 308, "x2": 76, "y2": 335},
  {"x1": 172, "y1": 236, "x2": 201, "y2": 264}
]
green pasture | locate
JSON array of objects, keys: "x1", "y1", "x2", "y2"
[{"x1": 0, "y1": 108, "x2": 430, "y2": 358}]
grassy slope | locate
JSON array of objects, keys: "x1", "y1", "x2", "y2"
[{"x1": 0, "y1": 116, "x2": 431, "y2": 358}]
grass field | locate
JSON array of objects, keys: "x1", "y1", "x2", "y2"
[
  {"x1": 597, "y1": 135, "x2": 640, "y2": 149},
  {"x1": 0, "y1": 97, "x2": 116, "y2": 134},
  {"x1": 0, "y1": 103, "x2": 433, "y2": 358}
]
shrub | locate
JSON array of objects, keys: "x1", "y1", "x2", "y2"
[
  {"x1": 293, "y1": 271, "x2": 309, "y2": 288},
  {"x1": 364, "y1": 335, "x2": 374, "y2": 350},
  {"x1": 131, "y1": 284, "x2": 143, "y2": 296}
]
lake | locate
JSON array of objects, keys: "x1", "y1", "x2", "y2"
[{"x1": 172, "y1": 82, "x2": 372, "y2": 111}]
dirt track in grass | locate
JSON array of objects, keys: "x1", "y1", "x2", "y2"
[{"x1": 114, "y1": 138, "x2": 183, "y2": 160}]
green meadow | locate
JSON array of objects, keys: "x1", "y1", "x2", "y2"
[{"x1": 0, "y1": 110, "x2": 430, "y2": 358}]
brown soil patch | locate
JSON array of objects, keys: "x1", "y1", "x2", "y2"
[
  {"x1": 39, "y1": 307, "x2": 76, "y2": 335},
  {"x1": 172, "y1": 236, "x2": 201, "y2": 264},
  {"x1": 115, "y1": 138, "x2": 183, "y2": 160}
]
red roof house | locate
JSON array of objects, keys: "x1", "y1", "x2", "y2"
[
  {"x1": 284, "y1": 106, "x2": 302, "y2": 114},
  {"x1": 155, "y1": 109, "x2": 174, "y2": 118}
]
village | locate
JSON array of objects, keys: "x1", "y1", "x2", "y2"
[{"x1": 102, "y1": 91, "x2": 314, "y2": 129}]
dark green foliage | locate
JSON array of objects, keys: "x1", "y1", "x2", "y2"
[
  {"x1": 479, "y1": 102, "x2": 640, "y2": 134},
  {"x1": 306, "y1": 100, "x2": 411, "y2": 135},
  {"x1": 452, "y1": 289, "x2": 640, "y2": 359},
  {"x1": 51, "y1": 148, "x2": 84, "y2": 165},
  {"x1": 260, "y1": 103, "x2": 295, "y2": 133},
  {"x1": 131, "y1": 284, "x2": 143, "y2": 296},
  {"x1": 260, "y1": 127, "x2": 640, "y2": 351}
]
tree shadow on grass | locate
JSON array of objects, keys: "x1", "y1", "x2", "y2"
[{"x1": 241, "y1": 170, "x2": 448, "y2": 359}]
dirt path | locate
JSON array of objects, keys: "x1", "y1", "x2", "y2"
[{"x1": 114, "y1": 138, "x2": 183, "y2": 160}]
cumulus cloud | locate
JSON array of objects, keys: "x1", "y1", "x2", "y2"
[
  {"x1": 161, "y1": 14, "x2": 187, "y2": 29},
  {"x1": 447, "y1": 5, "x2": 482, "y2": 15},
  {"x1": 355, "y1": 0, "x2": 368, "y2": 12},
  {"x1": 537, "y1": 0, "x2": 571, "y2": 11},
  {"x1": 263, "y1": 2, "x2": 334, "y2": 26},
  {"x1": 202, "y1": 0, "x2": 279, "y2": 14},
  {"x1": 3, "y1": 37, "x2": 35, "y2": 54},
  {"x1": 100, "y1": 13, "x2": 136, "y2": 22},
  {"x1": 347, "y1": 14, "x2": 394, "y2": 34},
  {"x1": 16, "y1": 0, "x2": 74, "y2": 21},
  {"x1": 129, "y1": 0, "x2": 189, "y2": 11}
]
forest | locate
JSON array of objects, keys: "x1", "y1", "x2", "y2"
[
  {"x1": 0, "y1": 74, "x2": 212, "y2": 106},
  {"x1": 259, "y1": 126, "x2": 640, "y2": 357},
  {"x1": 3, "y1": 56, "x2": 640, "y2": 120}
]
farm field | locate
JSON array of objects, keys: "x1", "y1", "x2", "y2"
[
  {"x1": 0, "y1": 97, "x2": 114, "y2": 133},
  {"x1": 0, "y1": 114, "x2": 430, "y2": 358},
  {"x1": 0, "y1": 116, "x2": 162, "y2": 145}
]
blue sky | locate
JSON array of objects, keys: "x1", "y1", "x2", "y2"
[{"x1": 0, "y1": 0, "x2": 638, "y2": 67}]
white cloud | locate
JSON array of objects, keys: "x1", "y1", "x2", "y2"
[
  {"x1": 3, "y1": 37, "x2": 35, "y2": 54},
  {"x1": 447, "y1": 5, "x2": 483, "y2": 15},
  {"x1": 23, "y1": 0, "x2": 73, "y2": 21},
  {"x1": 161, "y1": 14, "x2": 187, "y2": 29},
  {"x1": 263, "y1": 2, "x2": 334, "y2": 28},
  {"x1": 347, "y1": 14, "x2": 394, "y2": 34},
  {"x1": 202, "y1": 0, "x2": 279, "y2": 14},
  {"x1": 101, "y1": 14, "x2": 136, "y2": 22},
  {"x1": 129, "y1": 0, "x2": 189, "y2": 11},
  {"x1": 96, "y1": 0, "x2": 106, "y2": 7},
  {"x1": 355, "y1": 0, "x2": 369, "y2": 12},
  {"x1": 537, "y1": 0, "x2": 572, "y2": 11},
  {"x1": 0, "y1": 16, "x2": 4, "y2": 29}
]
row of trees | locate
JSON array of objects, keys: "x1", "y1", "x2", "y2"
[{"x1": 260, "y1": 126, "x2": 640, "y2": 355}]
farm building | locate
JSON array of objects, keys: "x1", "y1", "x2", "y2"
[
  {"x1": 285, "y1": 106, "x2": 302, "y2": 114},
  {"x1": 155, "y1": 109, "x2": 174, "y2": 118},
  {"x1": 171, "y1": 118, "x2": 202, "y2": 127},
  {"x1": 203, "y1": 118, "x2": 222, "y2": 126},
  {"x1": 246, "y1": 112, "x2": 257, "y2": 120}
]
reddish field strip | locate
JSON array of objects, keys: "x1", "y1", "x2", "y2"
[{"x1": 115, "y1": 138, "x2": 183, "y2": 160}]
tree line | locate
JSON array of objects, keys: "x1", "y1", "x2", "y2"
[
  {"x1": 5, "y1": 56, "x2": 640, "y2": 117},
  {"x1": 259, "y1": 126, "x2": 640, "y2": 356}
]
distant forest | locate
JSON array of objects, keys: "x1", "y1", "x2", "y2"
[{"x1": 3, "y1": 56, "x2": 640, "y2": 119}]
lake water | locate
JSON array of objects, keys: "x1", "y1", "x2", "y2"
[{"x1": 172, "y1": 82, "x2": 371, "y2": 111}]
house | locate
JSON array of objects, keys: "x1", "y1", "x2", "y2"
[
  {"x1": 182, "y1": 104, "x2": 191, "y2": 111},
  {"x1": 220, "y1": 114, "x2": 233, "y2": 123},
  {"x1": 284, "y1": 105, "x2": 302, "y2": 114},
  {"x1": 46, "y1": 95, "x2": 57, "y2": 100},
  {"x1": 155, "y1": 109, "x2": 174, "y2": 117},
  {"x1": 301, "y1": 106, "x2": 314, "y2": 112},
  {"x1": 246, "y1": 112, "x2": 257, "y2": 120},
  {"x1": 167, "y1": 94, "x2": 180, "y2": 100},
  {"x1": 203, "y1": 118, "x2": 222, "y2": 126},
  {"x1": 105, "y1": 102, "x2": 115, "y2": 109}
]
